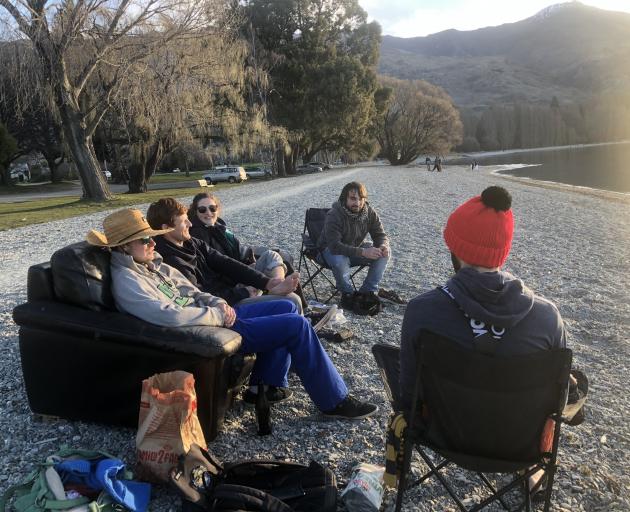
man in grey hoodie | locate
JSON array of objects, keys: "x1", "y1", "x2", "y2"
[
  {"x1": 399, "y1": 186, "x2": 567, "y2": 411},
  {"x1": 318, "y1": 181, "x2": 390, "y2": 312}
]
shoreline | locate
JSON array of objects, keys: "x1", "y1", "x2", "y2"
[
  {"x1": 487, "y1": 165, "x2": 630, "y2": 204},
  {"x1": 456, "y1": 139, "x2": 630, "y2": 159}
]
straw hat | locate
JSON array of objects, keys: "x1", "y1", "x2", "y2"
[{"x1": 86, "y1": 208, "x2": 173, "y2": 247}]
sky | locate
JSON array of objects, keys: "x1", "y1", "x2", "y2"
[{"x1": 357, "y1": 0, "x2": 630, "y2": 38}]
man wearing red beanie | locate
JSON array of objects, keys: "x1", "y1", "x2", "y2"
[{"x1": 399, "y1": 186, "x2": 567, "y2": 411}]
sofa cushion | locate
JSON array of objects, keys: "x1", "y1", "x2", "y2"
[{"x1": 51, "y1": 241, "x2": 116, "y2": 311}]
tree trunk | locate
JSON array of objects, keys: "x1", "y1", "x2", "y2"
[
  {"x1": 128, "y1": 160, "x2": 148, "y2": 193},
  {"x1": 43, "y1": 153, "x2": 62, "y2": 183},
  {"x1": 143, "y1": 140, "x2": 164, "y2": 185},
  {"x1": 0, "y1": 167, "x2": 11, "y2": 187},
  {"x1": 275, "y1": 148, "x2": 286, "y2": 177},
  {"x1": 57, "y1": 102, "x2": 112, "y2": 201}
]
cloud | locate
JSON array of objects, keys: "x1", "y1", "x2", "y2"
[{"x1": 359, "y1": 0, "x2": 630, "y2": 37}]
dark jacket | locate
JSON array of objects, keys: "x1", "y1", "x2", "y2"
[
  {"x1": 189, "y1": 216, "x2": 254, "y2": 264},
  {"x1": 154, "y1": 236, "x2": 269, "y2": 306},
  {"x1": 399, "y1": 268, "x2": 566, "y2": 410},
  {"x1": 318, "y1": 200, "x2": 389, "y2": 258}
]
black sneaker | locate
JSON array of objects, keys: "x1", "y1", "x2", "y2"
[
  {"x1": 339, "y1": 292, "x2": 355, "y2": 310},
  {"x1": 322, "y1": 395, "x2": 378, "y2": 420},
  {"x1": 243, "y1": 386, "x2": 293, "y2": 405}
]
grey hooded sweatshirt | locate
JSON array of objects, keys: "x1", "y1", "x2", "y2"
[
  {"x1": 399, "y1": 267, "x2": 566, "y2": 409},
  {"x1": 111, "y1": 250, "x2": 227, "y2": 328},
  {"x1": 318, "y1": 200, "x2": 389, "y2": 258}
]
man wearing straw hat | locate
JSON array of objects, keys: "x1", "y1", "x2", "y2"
[{"x1": 86, "y1": 208, "x2": 378, "y2": 420}]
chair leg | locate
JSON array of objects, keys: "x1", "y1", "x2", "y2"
[
  {"x1": 470, "y1": 470, "x2": 538, "y2": 512},
  {"x1": 416, "y1": 449, "x2": 468, "y2": 512},
  {"x1": 409, "y1": 458, "x2": 450, "y2": 487},
  {"x1": 542, "y1": 415, "x2": 563, "y2": 512},
  {"x1": 542, "y1": 464, "x2": 556, "y2": 512},
  {"x1": 395, "y1": 431, "x2": 414, "y2": 512},
  {"x1": 524, "y1": 478, "x2": 532, "y2": 512},
  {"x1": 477, "y1": 473, "x2": 512, "y2": 511}
]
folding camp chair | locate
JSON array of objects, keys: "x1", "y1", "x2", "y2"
[
  {"x1": 297, "y1": 208, "x2": 366, "y2": 303},
  {"x1": 372, "y1": 331, "x2": 572, "y2": 512}
]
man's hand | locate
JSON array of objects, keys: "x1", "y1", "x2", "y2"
[
  {"x1": 362, "y1": 246, "x2": 383, "y2": 260},
  {"x1": 267, "y1": 272, "x2": 300, "y2": 295},
  {"x1": 219, "y1": 303, "x2": 236, "y2": 328},
  {"x1": 379, "y1": 245, "x2": 390, "y2": 258}
]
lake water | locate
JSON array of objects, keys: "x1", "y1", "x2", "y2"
[{"x1": 471, "y1": 143, "x2": 630, "y2": 194}]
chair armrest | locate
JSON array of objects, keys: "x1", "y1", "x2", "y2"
[{"x1": 13, "y1": 301, "x2": 241, "y2": 359}]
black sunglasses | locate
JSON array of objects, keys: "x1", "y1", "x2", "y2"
[
  {"x1": 138, "y1": 237, "x2": 152, "y2": 245},
  {"x1": 197, "y1": 205, "x2": 218, "y2": 214}
]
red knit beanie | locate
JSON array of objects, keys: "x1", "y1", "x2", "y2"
[{"x1": 443, "y1": 186, "x2": 514, "y2": 268}]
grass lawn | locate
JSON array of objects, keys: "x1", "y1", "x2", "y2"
[
  {"x1": 0, "y1": 185, "x2": 216, "y2": 231},
  {"x1": 0, "y1": 181, "x2": 79, "y2": 195}
]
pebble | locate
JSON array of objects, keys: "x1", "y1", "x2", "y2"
[{"x1": 1, "y1": 165, "x2": 629, "y2": 510}]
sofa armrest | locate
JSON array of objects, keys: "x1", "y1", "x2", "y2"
[{"x1": 13, "y1": 301, "x2": 242, "y2": 359}]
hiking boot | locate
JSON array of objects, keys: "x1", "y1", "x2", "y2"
[
  {"x1": 354, "y1": 292, "x2": 382, "y2": 316},
  {"x1": 243, "y1": 386, "x2": 293, "y2": 405},
  {"x1": 322, "y1": 395, "x2": 378, "y2": 420},
  {"x1": 339, "y1": 292, "x2": 356, "y2": 310}
]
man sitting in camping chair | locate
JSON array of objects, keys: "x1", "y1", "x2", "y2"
[
  {"x1": 318, "y1": 181, "x2": 390, "y2": 314},
  {"x1": 375, "y1": 186, "x2": 586, "y2": 511}
]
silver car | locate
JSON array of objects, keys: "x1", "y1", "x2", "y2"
[
  {"x1": 296, "y1": 164, "x2": 323, "y2": 174},
  {"x1": 203, "y1": 166, "x2": 248, "y2": 184},
  {"x1": 245, "y1": 166, "x2": 273, "y2": 179}
]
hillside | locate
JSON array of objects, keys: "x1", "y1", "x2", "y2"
[{"x1": 378, "y1": 2, "x2": 630, "y2": 108}]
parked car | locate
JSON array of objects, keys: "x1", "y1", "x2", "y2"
[
  {"x1": 308, "y1": 161, "x2": 331, "y2": 170},
  {"x1": 296, "y1": 164, "x2": 323, "y2": 174},
  {"x1": 172, "y1": 168, "x2": 181, "y2": 173},
  {"x1": 102, "y1": 169, "x2": 112, "y2": 181},
  {"x1": 245, "y1": 166, "x2": 273, "y2": 179},
  {"x1": 203, "y1": 166, "x2": 248, "y2": 184}
]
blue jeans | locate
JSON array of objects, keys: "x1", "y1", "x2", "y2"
[
  {"x1": 322, "y1": 246, "x2": 390, "y2": 293},
  {"x1": 232, "y1": 299, "x2": 347, "y2": 411}
]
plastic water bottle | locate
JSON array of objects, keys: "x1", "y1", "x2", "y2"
[
  {"x1": 255, "y1": 382, "x2": 272, "y2": 436},
  {"x1": 341, "y1": 463, "x2": 385, "y2": 512}
]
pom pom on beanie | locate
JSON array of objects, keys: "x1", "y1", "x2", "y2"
[{"x1": 443, "y1": 186, "x2": 514, "y2": 268}]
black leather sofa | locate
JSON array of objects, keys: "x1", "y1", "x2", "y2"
[{"x1": 12, "y1": 242, "x2": 254, "y2": 441}]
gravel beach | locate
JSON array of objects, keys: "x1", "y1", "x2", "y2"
[{"x1": 1, "y1": 164, "x2": 628, "y2": 511}]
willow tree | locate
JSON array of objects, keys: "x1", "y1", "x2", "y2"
[
  {"x1": 0, "y1": 0, "x2": 219, "y2": 201},
  {"x1": 105, "y1": 7, "x2": 278, "y2": 193},
  {"x1": 376, "y1": 77, "x2": 463, "y2": 166}
]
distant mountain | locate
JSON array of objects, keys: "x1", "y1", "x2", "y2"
[{"x1": 378, "y1": 2, "x2": 630, "y2": 107}]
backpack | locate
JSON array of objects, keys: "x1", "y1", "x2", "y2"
[
  {"x1": 170, "y1": 445, "x2": 337, "y2": 512},
  {"x1": 0, "y1": 448, "x2": 150, "y2": 512}
]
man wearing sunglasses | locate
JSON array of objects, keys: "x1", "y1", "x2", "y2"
[
  {"x1": 147, "y1": 198, "x2": 302, "y2": 310},
  {"x1": 87, "y1": 208, "x2": 378, "y2": 420}
]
